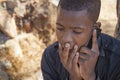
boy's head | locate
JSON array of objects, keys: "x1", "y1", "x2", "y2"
[
  {"x1": 56, "y1": 0, "x2": 101, "y2": 50},
  {"x1": 58, "y1": 0, "x2": 101, "y2": 23}
]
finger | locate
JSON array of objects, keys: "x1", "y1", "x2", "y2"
[
  {"x1": 79, "y1": 52, "x2": 90, "y2": 60},
  {"x1": 80, "y1": 46, "x2": 99, "y2": 59},
  {"x1": 59, "y1": 43, "x2": 63, "y2": 63},
  {"x1": 68, "y1": 45, "x2": 78, "y2": 65},
  {"x1": 61, "y1": 43, "x2": 70, "y2": 64},
  {"x1": 80, "y1": 47, "x2": 92, "y2": 55},
  {"x1": 92, "y1": 29, "x2": 99, "y2": 51},
  {"x1": 73, "y1": 52, "x2": 79, "y2": 72},
  {"x1": 59, "y1": 43, "x2": 62, "y2": 54},
  {"x1": 78, "y1": 57, "x2": 85, "y2": 65}
]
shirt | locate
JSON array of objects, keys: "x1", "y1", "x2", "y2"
[{"x1": 41, "y1": 33, "x2": 120, "y2": 80}]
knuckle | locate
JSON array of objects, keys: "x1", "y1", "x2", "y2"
[{"x1": 73, "y1": 59, "x2": 77, "y2": 64}]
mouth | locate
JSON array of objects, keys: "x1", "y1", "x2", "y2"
[{"x1": 60, "y1": 43, "x2": 79, "y2": 52}]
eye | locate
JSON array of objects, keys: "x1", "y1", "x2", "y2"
[
  {"x1": 73, "y1": 30, "x2": 82, "y2": 34},
  {"x1": 56, "y1": 26, "x2": 64, "y2": 31}
]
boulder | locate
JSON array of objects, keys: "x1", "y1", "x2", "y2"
[
  {"x1": 0, "y1": 9, "x2": 17, "y2": 38},
  {"x1": 0, "y1": 33, "x2": 45, "y2": 80}
]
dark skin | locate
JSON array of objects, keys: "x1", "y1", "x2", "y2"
[{"x1": 56, "y1": 8, "x2": 100, "y2": 80}]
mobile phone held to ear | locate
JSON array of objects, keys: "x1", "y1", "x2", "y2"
[{"x1": 86, "y1": 26, "x2": 101, "y2": 49}]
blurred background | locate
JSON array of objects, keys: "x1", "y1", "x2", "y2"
[
  {"x1": 0, "y1": 0, "x2": 118, "y2": 80},
  {"x1": 99, "y1": 0, "x2": 117, "y2": 36}
]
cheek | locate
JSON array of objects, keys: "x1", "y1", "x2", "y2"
[
  {"x1": 56, "y1": 30, "x2": 62, "y2": 41},
  {"x1": 74, "y1": 33, "x2": 90, "y2": 48}
]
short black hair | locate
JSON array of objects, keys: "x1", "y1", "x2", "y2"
[{"x1": 58, "y1": 0, "x2": 101, "y2": 23}]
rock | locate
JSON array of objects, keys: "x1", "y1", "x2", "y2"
[
  {"x1": 5, "y1": 39, "x2": 23, "y2": 59},
  {"x1": 0, "y1": 31, "x2": 9, "y2": 44},
  {"x1": 6, "y1": 1, "x2": 17, "y2": 9},
  {"x1": 0, "y1": 0, "x2": 56, "y2": 80},
  {"x1": 0, "y1": 9, "x2": 18, "y2": 38},
  {"x1": 5, "y1": 1, "x2": 17, "y2": 15},
  {"x1": 50, "y1": 0, "x2": 59, "y2": 6},
  {"x1": 2, "y1": 33, "x2": 45, "y2": 79},
  {"x1": 14, "y1": 1, "x2": 26, "y2": 17},
  {"x1": 0, "y1": 69, "x2": 9, "y2": 80},
  {"x1": 23, "y1": 19, "x2": 31, "y2": 33}
]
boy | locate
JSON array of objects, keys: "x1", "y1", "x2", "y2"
[{"x1": 41, "y1": 0, "x2": 120, "y2": 80}]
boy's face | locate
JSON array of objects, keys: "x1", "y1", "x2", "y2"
[{"x1": 56, "y1": 8, "x2": 95, "y2": 50}]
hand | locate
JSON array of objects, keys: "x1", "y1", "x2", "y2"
[
  {"x1": 79, "y1": 29, "x2": 99, "y2": 80},
  {"x1": 59, "y1": 43, "x2": 82, "y2": 80}
]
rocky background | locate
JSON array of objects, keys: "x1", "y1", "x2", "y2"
[
  {"x1": 0, "y1": 0, "x2": 56, "y2": 80},
  {"x1": 115, "y1": 0, "x2": 120, "y2": 40},
  {"x1": 0, "y1": 0, "x2": 118, "y2": 80},
  {"x1": 99, "y1": 0, "x2": 117, "y2": 36}
]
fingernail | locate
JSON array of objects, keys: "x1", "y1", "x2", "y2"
[
  {"x1": 65, "y1": 43, "x2": 70, "y2": 48},
  {"x1": 74, "y1": 45, "x2": 78, "y2": 49},
  {"x1": 94, "y1": 29, "x2": 97, "y2": 33},
  {"x1": 76, "y1": 52, "x2": 79, "y2": 57}
]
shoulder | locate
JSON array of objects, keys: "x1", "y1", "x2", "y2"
[
  {"x1": 97, "y1": 34, "x2": 120, "y2": 79},
  {"x1": 100, "y1": 33, "x2": 120, "y2": 56},
  {"x1": 42, "y1": 41, "x2": 59, "y2": 63},
  {"x1": 44, "y1": 41, "x2": 58, "y2": 55}
]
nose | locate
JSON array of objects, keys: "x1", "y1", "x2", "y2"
[{"x1": 61, "y1": 31, "x2": 73, "y2": 47}]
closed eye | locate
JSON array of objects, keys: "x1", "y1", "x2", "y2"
[
  {"x1": 56, "y1": 23, "x2": 64, "y2": 31},
  {"x1": 73, "y1": 30, "x2": 82, "y2": 34},
  {"x1": 56, "y1": 27, "x2": 64, "y2": 31},
  {"x1": 72, "y1": 26, "x2": 83, "y2": 34},
  {"x1": 73, "y1": 28, "x2": 83, "y2": 34}
]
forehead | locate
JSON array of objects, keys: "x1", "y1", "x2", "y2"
[{"x1": 57, "y1": 8, "x2": 94, "y2": 27}]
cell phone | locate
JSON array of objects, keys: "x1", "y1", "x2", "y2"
[{"x1": 85, "y1": 26, "x2": 101, "y2": 49}]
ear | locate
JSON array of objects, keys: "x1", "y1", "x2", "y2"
[{"x1": 93, "y1": 22, "x2": 101, "y2": 29}]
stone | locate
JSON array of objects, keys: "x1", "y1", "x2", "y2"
[
  {"x1": 0, "y1": 69, "x2": 9, "y2": 80},
  {"x1": 0, "y1": 9, "x2": 18, "y2": 38},
  {"x1": 0, "y1": 31, "x2": 9, "y2": 44},
  {"x1": 2, "y1": 33, "x2": 45, "y2": 79}
]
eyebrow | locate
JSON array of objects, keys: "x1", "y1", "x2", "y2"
[
  {"x1": 73, "y1": 26, "x2": 83, "y2": 29},
  {"x1": 56, "y1": 22, "x2": 84, "y2": 29},
  {"x1": 56, "y1": 23, "x2": 64, "y2": 27}
]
